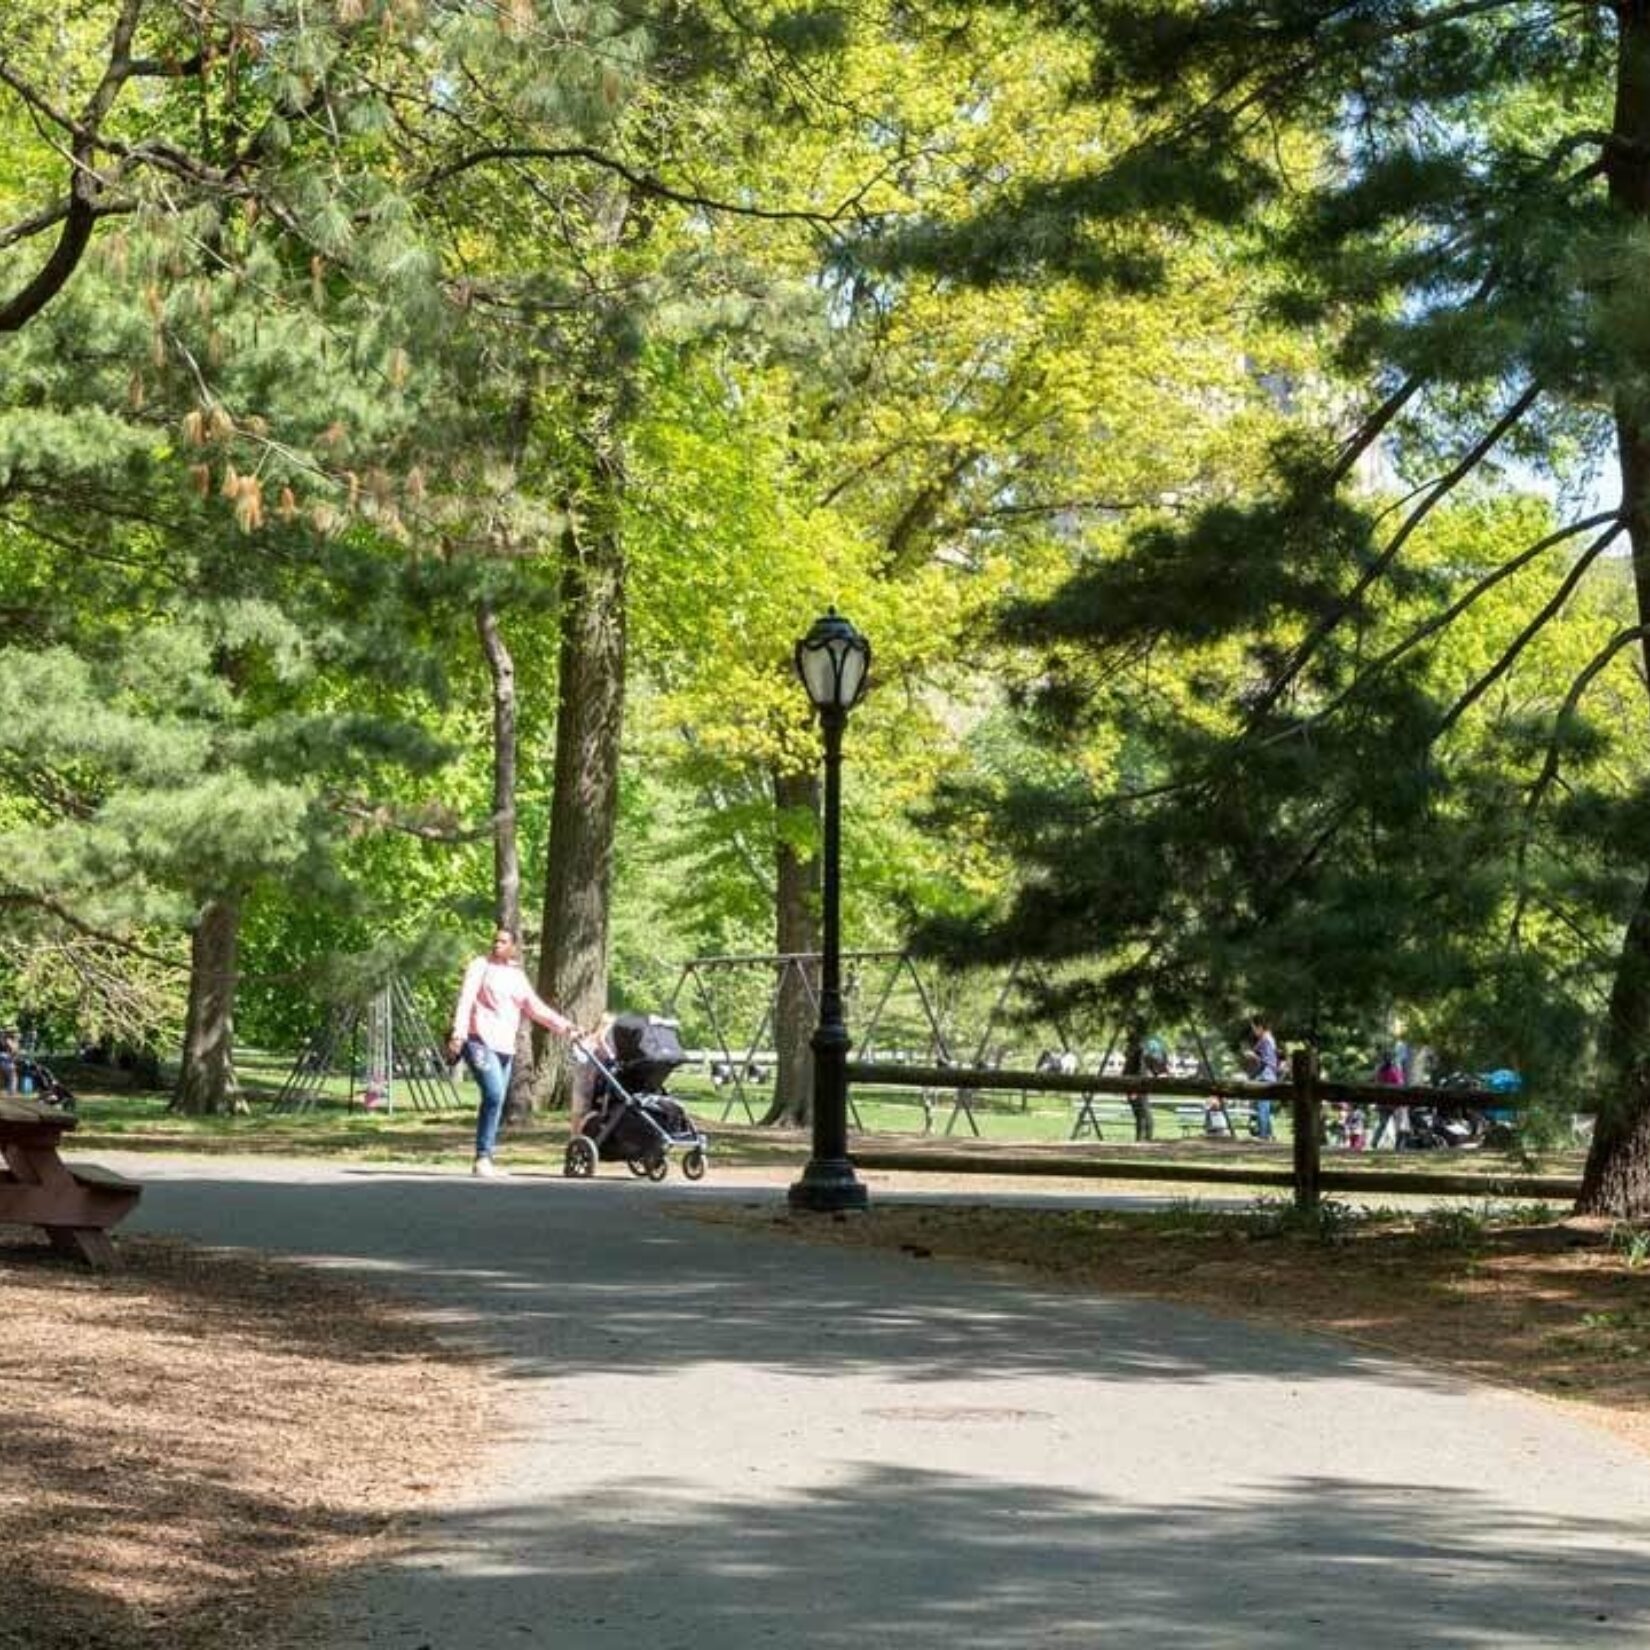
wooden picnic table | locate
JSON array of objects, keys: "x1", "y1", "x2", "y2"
[{"x1": 0, "y1": 1097, "x2": 141, "y2": 1269}]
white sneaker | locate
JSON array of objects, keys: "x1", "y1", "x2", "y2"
[{"x1": 472, "y1": 1156, "x2": 501, "y2": 1178}]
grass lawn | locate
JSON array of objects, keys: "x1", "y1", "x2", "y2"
[{"x1": 53, "y1": 1053, "x2": 1588, "y2": 1193}]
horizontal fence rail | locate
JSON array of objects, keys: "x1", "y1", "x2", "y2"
[
  {"x1": 846, "y1": 1061, "x2": 1514, "y2": 1111},
  {"x1": 843, "y1": 1057, "x2": 1555, "y2": 1210}
]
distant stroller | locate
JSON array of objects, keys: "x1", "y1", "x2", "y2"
[
  {"x1": 1, "y1": 1031, "x2": 73, "y2": 1111},
  {"x1": 563, "y1": 1012, "x2": 709, "y2": 1182}
]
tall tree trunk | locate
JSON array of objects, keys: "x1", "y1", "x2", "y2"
[
  {"x1": 762, "y1": 765, "x2": 820, "y2": 1126},
  {"x1": 1581, "y1": 10, "x2": 1650, "y2": 1214},
  {"x1": 475, "y1": 599, "x2": 543, "y2": 1121},
  {"x1": 476, "y1": 600, "x2": 521, "y2": 934},
  {"x1": 173, "y1": 896, "x2": 245, "y2": 1115},
  {"x1": 529, "y1": 489, "x2": 627, "y2": 1110}
]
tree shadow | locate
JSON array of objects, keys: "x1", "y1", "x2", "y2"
[
  {"x1": 124, "y1": 1173, "x2": 1441, "y2": 1391},
  {"x1": 0, "y1": 1407, "x2": 388, "y2": 1650},
  {"x1": 99, "y1": 1167, "x2": 1650, "y2": 1646},
  {"x1": 294, "y1": 1462, "x2": 1650, "y2": 1648}
]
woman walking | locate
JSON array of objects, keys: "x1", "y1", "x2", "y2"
[{"x1": 448, "y1": 928, "x2": 580, "y2": 1177}]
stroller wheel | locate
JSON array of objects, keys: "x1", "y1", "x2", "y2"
[
  {"x1": 564, "y1": 1136, "x2": 597, "y2": 1178},
  {"x1": 681, "y1": 1147, "x2": 707, "y2": 1182},
  {"x1": 626, "y1": 1157, "x2": 650, "y2": 1177},
  {"x1": 644, "y1": 1154, "x2": 668, "y2": 1182}
]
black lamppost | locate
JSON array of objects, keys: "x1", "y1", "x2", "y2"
[{"x1": 789, "y1": 609, "x2": 871, "y2": 1213}]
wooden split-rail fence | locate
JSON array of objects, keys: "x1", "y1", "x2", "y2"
[{"x1": 843, "y1": 1050, "x2": 1570, "y2": 1210}]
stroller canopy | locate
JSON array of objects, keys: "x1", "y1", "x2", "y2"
[{"x1": 609, "y1": 1013, "x2": 687, "y2": 1091}]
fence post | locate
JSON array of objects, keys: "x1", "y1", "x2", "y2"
[{"x1": 1291, "y1": 1046, "x2": 1321, "y2": 1213}]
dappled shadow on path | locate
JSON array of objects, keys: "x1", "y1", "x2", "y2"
[
  {"x1": 132, "y1": 1174, "x2": 1446, "y2": 1394},
  {"x1": 125, "y1": 1169, "x2": 1650, "y2": 1648},
  {"x1": 304, "y1": 1463, "x2": 1650, "y2": 1648}
]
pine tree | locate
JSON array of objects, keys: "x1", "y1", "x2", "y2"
[{"x1": 878, "y1": 2, "x2": 1650, "y2": 1212}]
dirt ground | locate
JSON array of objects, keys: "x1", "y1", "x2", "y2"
[
  {"x1": 0, "y1": 1232, "x2": 491, "y2": 1650},
  {"x1": 698, "y1": 1198, "x2": 1650, "y2": 1461}
]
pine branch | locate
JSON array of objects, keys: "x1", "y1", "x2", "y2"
[
  {"x1": 0, "y1": 195, "x2": 135, "y2": 251},
  {"x1": 1509, "y1": 617, "x2": 1650, "y2": 949},
  {"x1": 1281, "y1": 510, "x2": 1622, "y2": 736},
  {"x1": 1327, "y1": 372, "x2": 1425, "y2": 488},
  {"x1": 1250, "y1": 381, "x2": 1542, "y2": 725},
  {"x1": 0, "y1": 509, "x2": 178, "y2": 587},
  {"x1": 1435, "y1": 517, "x2": 1626, "y2": 737},
  {"x1": 0, "y1": 889, "x2": 189, "y2": 972},
  {"x1": 1524, "y1": 623, "x2": 1650, "y2": 822},
  {"x1": 417, "y1": 144, "x2": 865, "y2": 228}
]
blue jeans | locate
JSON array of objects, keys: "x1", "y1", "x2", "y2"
[
  {"x1": 465, "y1": 1038, "x2": 512, "y2": 1159},
  {"x1": 1254, "y1": 1098, "x2": 1274, "y2": 1140}
]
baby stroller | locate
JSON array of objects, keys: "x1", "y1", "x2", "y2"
[
  {"x1": 563, "y1": 1012, "x2": 709, "y2": 1182},
  {"x1": 1, "y1": 1041, "x2": 74, "y2": 1112}
]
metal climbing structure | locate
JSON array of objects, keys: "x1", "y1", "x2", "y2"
[
  {"x1": 664, "y1": 950, "x2": 961, "y2": 1128},
  {"x1": 273, "y1": 976, "x2": 460, "y2": 1114}
]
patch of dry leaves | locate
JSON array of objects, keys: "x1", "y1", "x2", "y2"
[
  {"x1": 701, "y1": 1203, "x2": 1650, "y2": 1458},
  {"x1": 0, "y1": 1231, "x2": 491, "y2": 1650}
]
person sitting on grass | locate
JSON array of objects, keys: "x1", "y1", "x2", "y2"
[{"x1": 448, "y1": 928, "x2": 581, "y2": 1178}]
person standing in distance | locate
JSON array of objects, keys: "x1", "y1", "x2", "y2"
[
  {"x1": 448, "y1": 928, "x2": 579, "y2": 1177},
  {"x1": 1247, "y1": 1014, "x2": 1279, "y2": 1140}
]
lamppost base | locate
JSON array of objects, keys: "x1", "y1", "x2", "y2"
[{"x1": 787, "y1": 1157, "x2": 869, "y2": 1213}]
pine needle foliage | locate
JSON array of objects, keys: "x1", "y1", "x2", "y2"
[{"x1": 879, "y1": 2, "x2": 1650, "y2": 1210}]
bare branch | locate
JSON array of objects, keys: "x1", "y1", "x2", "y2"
[
  {"x1": 1435, "y1": 516, "x2": 1626, "y2": 736},
  {"x1": 330, "y1": 797, "x2": 500, "y2": 843},
  {"x1": 0, "y1": 194, "x2": 135, "y2": 251},
  {"x1": 1285, "y1": 510, "x2": 1622, "y2": 734},
  {"x1": 417, "y1": 144, "x2": 864, "y2": 229},
  {"x1": 0, "y1": 889, "x2": 189, "y2": 972},
  {"x1": 1250, "y1": 381, "x2": 1543, "y2": 725}
]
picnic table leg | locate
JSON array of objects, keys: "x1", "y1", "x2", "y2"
[
  {"x1": 1, "y1": 1139, "x2": 130, "y2": 1270},
  {"x1": 48, "y1": 1226, "x2": 117, "y2": 1270}
]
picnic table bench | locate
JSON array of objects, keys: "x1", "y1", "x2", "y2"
[{"x1": 0, "y1": 1097, "x2": 141, "y2": 1269}]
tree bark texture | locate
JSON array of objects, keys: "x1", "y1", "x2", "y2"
[
  {"x1": 475, "y1": 601, "x2": 521, "y2": 935},
  {"x1": 763, "y1": 766, "x2": 821, "y2": 1126},
  {"x1": 530, "y1": 494, "x2": 627, "y2": 1110},
  {"x1": 1583, "y1": 9, "x2": 1650, "y2": 1212},
  {"x1": 173, "y1": 895, "x2": 245, "y2": 1115},
  {"x1": 474, "y1": 600, "x2": 543, "y2": 1122}
]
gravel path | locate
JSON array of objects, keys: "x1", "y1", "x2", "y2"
[{"x1": 111, "y1": 1152, "x2": 1650, "y2": 1648}]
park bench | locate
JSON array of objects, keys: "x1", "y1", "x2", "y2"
[
  {"x1": 1069, "y1": 1095, "x2": 1145, "y2": 1141},
  {"x1": 0, "y1": 1097, "x2": 141, "y2": 1269},
  {"x1": 1176, "y1": 1099, "x2": 1258, "y2": 1138}
]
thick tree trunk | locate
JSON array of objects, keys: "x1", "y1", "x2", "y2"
[
  {"x1": 173, "y1": 896, "x2": 245, "y2": 1115},
  {"x1": 529, "y1": 496, "x2": 626, "y2": 1111},
  {"x1": 1582, "y1": 11, "x2": 1650, "y2": 1213},
  {"x1": 763, "y1": 766, "x2": 820, "y2": 1126}
]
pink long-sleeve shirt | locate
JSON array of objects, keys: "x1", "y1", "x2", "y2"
[{"x1": 450, "y1": 958, "x2": 574, "y2": 1054}]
